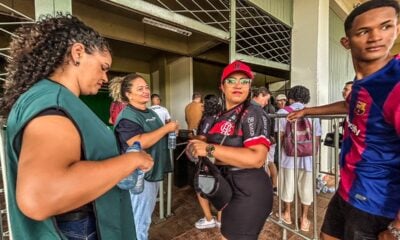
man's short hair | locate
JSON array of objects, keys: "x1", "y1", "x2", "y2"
[
  {"x1": 151, "y1": 93, "x2": 160, "y2": 100},
  {"x1": 287, "y1": 85, "x2": 310, "y2": 104},
  {"x1": 192, "y1": 93, "x2": 202, "y2": 100},
  {"x1": 344, "y1": 0, "x2": 400, "y2": 34},
  {"x1": 252, "y1": 87, "x2": 270, "y2": 98},
  {"x1": 345, "y1": 81, "x2": 353, "y2": 86}
]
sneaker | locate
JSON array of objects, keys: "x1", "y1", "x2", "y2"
[
  {"x1": 195, "y1": 217, "x2": 216, "y2": 229},
  {"x1": 215, "y1": 220, "x2": 221, "y2": 228}
]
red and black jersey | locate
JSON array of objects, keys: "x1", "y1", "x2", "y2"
[{"x1": 206, "y1": 102, "x2": 271, "y2": 150}]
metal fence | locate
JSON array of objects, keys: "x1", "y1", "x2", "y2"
[
  {"x1": 269, "y1": 114, "x2": 345, "y2": 240},
  {"x1": 0, "y1": 124, "x2": 10, "y2": 239}
]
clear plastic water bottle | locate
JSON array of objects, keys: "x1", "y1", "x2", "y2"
[
  {"x1": 168, "y1": 132, "x2": 176, "y2": 149},
  {"x1": 117, "y1": 141, "x2": 141, "y2": 190},
  {"x1": 131, "y1": 168, "x2": 144, "y2": 194}
]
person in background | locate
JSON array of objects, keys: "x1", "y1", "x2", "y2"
[
  {"x1": 275, "y1": 94, "x2": 288, "y2": 110},
  {"x1": 274, "y1": 93, "x2": 288, "y2": 170},
  {"x1": 341, "y1": 81, "x2": 353, "y2": 100},
  {"x1": 276, "y1": 85, "x2": 321, "y2": 232},
  {"x1": 114, "y1": 74, "x2": 179, "y2": 240},
  {"x1": 251, "y1": 87, "x2": 278, "y2": 194},
  {"x1": 188, "y1": 60, "x2": 273, "y2": 239},
  {"x1": 288, "y1": 1, "x2": 400, "y2": 239},
  {"x1": 185, "y1": 92, "x2": 203, "y2": 137},
  {"x1": 0, "y1": 14, "x2": 153, "y2": 240},
  {"x1": 193, "y1": 94, "x2": 223, "y2": 230},
  {"x1": 150, "y1": 93, "x2": 171, "y2": 124},
  {"x1": 108, "y1": 76, "x2": 127, "y2": 125}
]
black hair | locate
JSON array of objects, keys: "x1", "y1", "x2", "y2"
[
  {"x1": 251, "y1": 86, "x2": 271, "y2": 98},
  {"x1": 0, "y1": 13, "x2": 110, "y2": 117},
  {"x1": 344, "y1": 0, "x2": 400, "y2": 34},
  {"x1": 120, "y1": 73, "x2": 144, "y2": 102},
  {"x1": 345, "y1": 81, "x2": 354, "y2": 85},
  {"x1": 203, "y1": 94, "x2": 222, "y2": 117},
  {"x1": 151, "y1": 93, "x2": 160, "y2": 100},
  {"x1": 287, "y1": 85, "x2": 310, "y2": 104},
  {"x1": 192, "y1": 92, "x2": 202, "y2": 100}
]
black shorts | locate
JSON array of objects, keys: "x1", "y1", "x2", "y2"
[
  {"x1": 321, "y1": 193, "x2": 393, "y2": 240},
  {"x1": 221, "y1": 168, "x2": 273, "y2": 240}
]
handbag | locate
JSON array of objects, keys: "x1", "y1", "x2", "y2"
[
  {"x1": 194, "y1": 133, "x2": 233, "y2": 211},
  {"x1": 194, "y1": 156, "x2": 232, "y2": 211}
]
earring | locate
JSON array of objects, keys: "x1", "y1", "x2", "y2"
[{"x1": 75, "y1": 60, "x2": 80, "y2": 66}]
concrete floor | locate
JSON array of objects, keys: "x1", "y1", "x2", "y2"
[{"x1": 149, "y1": 184, "x2": 334, "y2": 240}]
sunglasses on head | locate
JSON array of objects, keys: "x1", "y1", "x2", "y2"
[{"x1": 224, "y1": 77, "x2": 252, "y2": 85}]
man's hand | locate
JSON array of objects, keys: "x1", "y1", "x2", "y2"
[
  {"x1": 287, "y1": 109, "x2": 305, "y2": 121},
  {"x1": 378, "y1": 230, "x2": 395, "y2": 240}
]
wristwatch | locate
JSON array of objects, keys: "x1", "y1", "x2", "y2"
[
  {"x1": 388, "y1": 221, "x2": 400, "y2": 240},
  {"x1": 206, "y1": 144, "x2": 215, "y2": 158}
]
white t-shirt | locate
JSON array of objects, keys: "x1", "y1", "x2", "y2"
[
  {"x1": 274, "y1": 102, "x2": 322, "y2": 172},
  {"x1": 149, "y1": 105, "x2": 171, "y2": 125}
]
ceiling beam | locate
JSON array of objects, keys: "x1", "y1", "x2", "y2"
[{"x1": 101, "y1": 0, "x2": 230, "y2": 41}]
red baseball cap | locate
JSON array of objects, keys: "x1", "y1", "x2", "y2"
[{"x1": 221, "y1": 60, "x2": 254, "y2": 83}]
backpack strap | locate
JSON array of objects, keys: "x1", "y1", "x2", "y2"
[{"x1": 283, "y1": 106, "x2": 294, "y2": 113}]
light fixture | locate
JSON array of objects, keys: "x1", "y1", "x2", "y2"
[{"x1": 142, "y1": 17, "x2": 192, "y2": 37}]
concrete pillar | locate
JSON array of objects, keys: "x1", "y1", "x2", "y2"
[
  {"x1": 291, "y1": 0, "x2": 329, "y2": 106},
  {"x1": 167, "y1": 57, "x2": 193, "y2": 127},
  {"x1": 35, "y1": 0, "x2": 72, "y2": 20}
]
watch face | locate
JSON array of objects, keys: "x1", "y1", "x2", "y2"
[{"x1": 207, "y1": 144, "x2": 215, "y2": 156}]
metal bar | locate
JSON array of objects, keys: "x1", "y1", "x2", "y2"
[
  {"x1": 166, "y1": 148, "x2": 174, "y2": 216},
  {"x1": 229, "y1": 0, "x2": 236, "y2": 62},
  {"x1": 236, "y1": 53, "x2": 290, "y2": 71},
  {"x1": 334, "y1": 118, "x2": 340, "y2": 189},
  {"x1": 0, "y1": 28, "x2": 16, "y2": 37},
  {"x1": 276, "y1": 118, "x2": 288, "y2": 240},
  {"x1": 269, "y1": 218, "x2": 315, "y2": 240},
  {"x1": 312, "y1": 119, "x2": 318, "y2": 240},
  {"x1": 158, "y1": 180, "x2": 165, "y2": 220},
  {"x1": 0, "y1": 53, "x2": 11, "y2": 59},
  {"x1": 0, "y1": 127, "x2": 12, "y2": 238},
  {"x1": 0, "y1": 22, "x2": 35, "y2": 26},
  {"x1": 293, "y1": 120, "x2": 299, "y2": 231},
  {"x1": 0, "y1": 3, "x2": 34, "y2": 21}
]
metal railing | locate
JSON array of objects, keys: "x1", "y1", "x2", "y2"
[
  {"x1": 0, "y1": 124, "x2": 11, "y2": 239},
  {"x1": 269, "y1": 114, "x2": 346, "y2": 240}
]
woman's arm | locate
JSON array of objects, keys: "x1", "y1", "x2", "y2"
[
  {"x1": 189, "y1": 139, "x2": 267, "y2": 168},
  {"x1": 16, "y1": 115, "x2": 153, "y2": 221},
  {"x1": 126, "y1": 121, "x2": 178, "y2": 149}
]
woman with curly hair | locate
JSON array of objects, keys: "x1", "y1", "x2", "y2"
[
  {"x1": 0, "y1": 14, "x2": 153, "y2": 240},
  {"x1": 108, "y1": 76, "x2": 127, "y2": 125}
]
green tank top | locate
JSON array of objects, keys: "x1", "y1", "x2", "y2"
[
  {"x1": 5, "y1": 79, "x2": 136, "y2": 240},
  {"x1": 115, "y1": 105, "x2": 172, "y2": 182}
]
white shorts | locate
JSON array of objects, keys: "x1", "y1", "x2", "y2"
[{"x1": 280, "y1": 168, "x2": 313, "y2": 205}]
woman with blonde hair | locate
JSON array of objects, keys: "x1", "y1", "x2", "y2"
[{"x1": 108, "y1": 76, "x2": 127, "y2": 125}]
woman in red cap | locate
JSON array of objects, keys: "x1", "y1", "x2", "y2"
[{"x1": 188, "y1": 60, "x2": 273, "y2": 239}]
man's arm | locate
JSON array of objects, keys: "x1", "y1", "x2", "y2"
[{"x1": 287, "y1": 101, "x2": 348, "y2": 121}]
